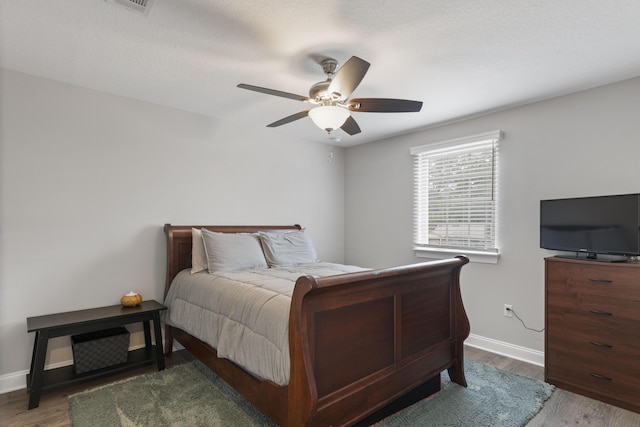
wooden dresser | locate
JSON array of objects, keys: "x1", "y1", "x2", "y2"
[{"x1": 545, "y1": 256, "x2": 640, "y2": 413}]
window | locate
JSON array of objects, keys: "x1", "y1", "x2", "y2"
[{"x1": 410, "y1": 130, "x2": 503, "y2": 264}]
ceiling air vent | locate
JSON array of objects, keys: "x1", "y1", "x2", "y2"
[{"x1": 106, "y1": 0, "x2": 155, "y2": 16}]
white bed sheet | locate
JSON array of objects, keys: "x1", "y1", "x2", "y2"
[{"x1": 162, "y1": 262, "x2": 367, "y2": 386}]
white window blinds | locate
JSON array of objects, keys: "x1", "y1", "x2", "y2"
[{"x1": 411, "y1": 130, "x2": 503, "y2": 255}]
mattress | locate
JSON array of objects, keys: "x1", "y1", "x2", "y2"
[{"x1": 162, "y1": 262, "x2": 367, "y2": 386}]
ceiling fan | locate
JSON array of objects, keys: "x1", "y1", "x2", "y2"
[{"x1": 237, "y1": 56, "x2": 423, "y2": 136}]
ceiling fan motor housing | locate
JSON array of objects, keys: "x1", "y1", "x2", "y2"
[
  {"x1": 309, "y1": 58, "x2": 342, "y2": 102},
  {"x1": 309, "y1": 80, "x2": 341, "y2": 103}
]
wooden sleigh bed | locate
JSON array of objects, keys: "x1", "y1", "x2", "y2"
[{"x1": 163, "y1": 224, "x2": 470, "y2": 426}]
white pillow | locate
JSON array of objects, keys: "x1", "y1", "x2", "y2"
[
  {"x1": 201, "y1": 229, "x2": 268, "y2": 272},
  {"x1": 191, "y1": 228, "x2": 208, "y2": 274},
  {"x1": 258, "y1": 229, "x2": 319, "y2": 267}
]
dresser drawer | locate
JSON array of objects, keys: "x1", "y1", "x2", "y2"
[
  {"x1": 546, "y1": 260, "x2": 640, "y2": 300},
  {"x1": 547, "y1": 289, "x2": 640, "y2": 326},
  {"x1": 547, "y1": 323, "x2": 640, "y2": 370},
  {"x1": 546, "y1": 348, "x2": 640, "y2": 406}
]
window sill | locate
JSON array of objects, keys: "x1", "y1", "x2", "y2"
[{"x1": 414, "y1": 247, "x2": 499, "y2": 264}]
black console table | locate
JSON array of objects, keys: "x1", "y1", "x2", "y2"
[{"x1": 26, "y1": 300, "x2": 166, "y2": 409}]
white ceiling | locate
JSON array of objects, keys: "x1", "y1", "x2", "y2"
[{"x1": 2, "y1": 1, "x2": 640, "y2": 147}]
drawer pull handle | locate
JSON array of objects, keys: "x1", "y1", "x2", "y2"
[
  {"x1": 589, "y1": 372, "x2": 613, "y2": 381},
  {"x1": 589, "y1": 309, "x2": 613, "y2": 316},
  {"x1": 589, "y1": 341, "x2": 613, "y2": 349},
  {"x1": 588, "y1": 278, "x2": 613, "y2": 284}
]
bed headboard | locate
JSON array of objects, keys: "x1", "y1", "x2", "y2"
[{"x1": 163, "y1": 224, "x2": 302, "y2": 299}]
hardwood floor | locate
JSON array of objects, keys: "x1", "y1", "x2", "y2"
[{"x1": 2, "y1": 346, "x2": 639, "y2": 426}]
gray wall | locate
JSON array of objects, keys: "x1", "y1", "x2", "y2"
[
  {"x1": 0, "y1": 69, "x2": 346, "y2": 390},
  {"x1": 344, "y1": 76, "x2": 640, "y2": 358}
]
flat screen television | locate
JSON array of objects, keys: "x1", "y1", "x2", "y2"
[{"x1": 540, "y1": 193, "x2": 640, "y2": 262}]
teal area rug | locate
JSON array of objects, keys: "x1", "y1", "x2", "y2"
[
  {"x1": 378, "y1": 360, "x2": 554, "y2": 426},
  {"x1": 69, "y1": 359, "x2": 554, "y2": 426}
]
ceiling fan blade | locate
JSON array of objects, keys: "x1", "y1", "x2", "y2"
[
  {"x1": 237, "y1": 84, "x2": 309, "y2": 102},
  {"x1": 266, "y1": 110, "x2": 309, "y2": 127},
  {"x1": 348, "y1": 98, "x2": 423, "y2": 113},
  {"x1": 340, "y1": 116, "x2": 361, "y2": 135},
  {"x1": 328, "y1": 56, "x2": 370, "y2": 99}
]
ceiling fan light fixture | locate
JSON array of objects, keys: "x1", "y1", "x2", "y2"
[{"x1": 308, "y1": 105, "x2": 350, "y2": 132}]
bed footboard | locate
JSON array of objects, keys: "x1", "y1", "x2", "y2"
[{"x1": 287, "y1": 256, "x2": 469, "y2": 426}]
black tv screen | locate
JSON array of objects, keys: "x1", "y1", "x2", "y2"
[{"x1": 540, "y1": 193, "x2": 640, "y2": 259}]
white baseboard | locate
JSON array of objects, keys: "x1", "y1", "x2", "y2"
[
  {"x1": 0, "y1": 368, "x2": 31, "y2": 395},
  {"x1": 0, "y1": 356, "x2": 79, "y2": 394},
  {"x1": 465, "y1": 333, "x2": 545, "y2": 367},
  {"x1": 0, "y1": 343, "x2": 149, "y2": 395}
]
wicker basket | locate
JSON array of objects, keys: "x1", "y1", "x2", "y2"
[{"x1": 71, "y1": 327, "x2": 130, "y2": 374}]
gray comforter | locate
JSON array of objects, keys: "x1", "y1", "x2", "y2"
[{"x1": 162, "y1": 262, "x2": 366, "y2": 385}]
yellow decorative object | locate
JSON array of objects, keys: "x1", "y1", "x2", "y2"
[{"x1": 121, "y1": 291, "x2": 142, "y2": 307}]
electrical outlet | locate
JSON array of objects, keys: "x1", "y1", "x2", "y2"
[{"x1": 504, "y1": 304, "x2": 513, "y2": 317}]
